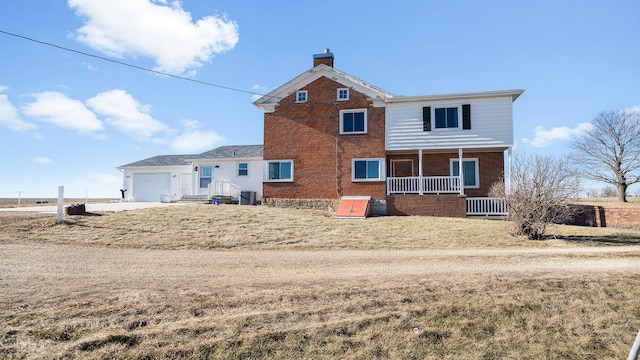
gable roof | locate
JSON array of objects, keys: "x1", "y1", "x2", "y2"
[
  {"x1": 118, "y1": 145, "x2": 263, "y2": 169},
  {"x1": 118, "y1": 154, "x2": 196, "y2": 168},
  {"x1": 188, "y1": 145, "x2": 263, "y2": 160},
  {"x1": 253, "y1": 64, "x2": 394, "y2": 113}
]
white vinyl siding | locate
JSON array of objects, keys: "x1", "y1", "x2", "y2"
[
  {"x1": 385, "y1": 96, "x2": 514, "y2": 151},
  {"x1": 192, "y1": 159, "x2": 263, "y2": 200}
]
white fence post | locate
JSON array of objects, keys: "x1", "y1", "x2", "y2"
[
  {"x1": 628, "y1": 328, "x2": 640, "y2": 360},
  {"x1": 56, "y1": 186, "x2": 64, "y2": 224}
]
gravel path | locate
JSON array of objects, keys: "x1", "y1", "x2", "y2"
[{"x1": 2, "y1": 243, "x2": 639, "y2": 305}]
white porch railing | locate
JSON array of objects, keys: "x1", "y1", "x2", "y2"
[
  {"x1": 387, "y1": 176, "x2": 461, "y2": 195},
  {"x1": 208, "y1": 180, "x2": 241, "y2": 200},
  {"x1": 466, "y1": 197, "x2": 508, "y2": 216}
]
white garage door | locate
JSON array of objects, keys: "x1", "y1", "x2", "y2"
[{"x1": 133, "y1": 173, "x2": 170, "y2": 202}]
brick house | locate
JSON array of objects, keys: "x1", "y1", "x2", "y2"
[{"x1": 253, "y1": 50, "x2": 523, "y2": 217}]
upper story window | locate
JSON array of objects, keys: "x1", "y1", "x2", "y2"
[
  {"x1": 237, "y1": 162, "x2": 248, "y2": 176},
  {"x1": 337, "y1": 88, "x2": 349, "y2": 101},
  {"x1": 423, "y1": 104, "x2": 471, "y2": 131},
  {"x1": 340, "y1": 109, "x2": 367, "y2": 134},
  {"x1": 435, "y1": 107, "x2": 459, "y2": 129},
  {"x1": 352, "y1": 158, "x2": 385, "y2": 181},
  {"x1": 265, "y1": 160, "x2": 293, "y2": 182},
  {"x1": 296, "y1": 90, "x2": 308, "y2": 103}
]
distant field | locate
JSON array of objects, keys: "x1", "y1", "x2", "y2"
[
  {"x1": 0, "y1": 198, "x2": 119, "y2": 208},
  {"x1": 574, "y1": 197, "x2": 640, "y2": 207},
  {"x1": 1, "y1": 205, "x2": 640, "y2": 359}
]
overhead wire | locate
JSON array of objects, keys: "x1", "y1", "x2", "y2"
[{"x1": 0, "y1": 29, "x2": 277, "y2": 99}]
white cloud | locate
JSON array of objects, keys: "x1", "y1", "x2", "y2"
[
  {"x1": 87, "y1": 89, "x2": 171, "y2": 141},
  {"x1": 22, "y1": 91, "x2": 103, "y2": 134},
  {"x1": 0, "y1": 86, "x2": 38, "y2": 132},
  {"x1": 251, "y1": 84, "x2": 267, "y2": 102},
  {"x1": 522, "y1": 122, "x2": 594, "y2": 148},
  {"x1": 32, "y1": 157, "x2": 52, "y2": 164},
  {"x1": 68, "y1": 0, "x2": 239, "y2": 75},
  {"x1": 170, "y1": 119, "x2": 224, "y2": 153}
]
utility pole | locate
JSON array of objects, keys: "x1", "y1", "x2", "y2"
[{"x1": 16, "y1": 191, "x2": 24, "y2": 205}]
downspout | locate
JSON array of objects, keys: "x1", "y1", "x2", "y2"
[{"x1": 335, "y1": 136, "x2": 342, "y2": 199}]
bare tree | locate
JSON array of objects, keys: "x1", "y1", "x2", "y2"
[
  {"x1": 490, "y1": 153, "x2": 579, "y2": 240},
  {"x1": 571, "y1": 110, "x2": 640, "y2": 202}
]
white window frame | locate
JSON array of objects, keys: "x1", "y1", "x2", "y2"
[
  {"x1": 352, "y1": 158, "x2": 386, "y2": 182},
  {"x1": 237, "y1": 162, "x2": 248, "y2": 177},
  {"x1": 199, "y1": 165, "x2": 213, "y2": 189},
  {"x1": 295, "y1": 90, "x2": 308, "y2": 103},
  {"x1": 339, "y1": 108, "x2": 368, "y2": 134},
  {"x1": 450, "y1": 158, "x2": 479, "y2": 188},
  {"x1": 337, "y1": 88, "x2": 349, "y2": 101},
  {"x1": 432, "y1": 104, "x2": 462, "y2": 130},
  {"x1": 264, "y1": 160, "x2": 294, "y2": 182}
]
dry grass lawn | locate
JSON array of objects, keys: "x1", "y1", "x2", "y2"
[
  {"x1": 2, "y1": 204, "x2": 640, "y2": 250},
  {"x1": 1, "y1": 204, "x2": 640, "y2": 359}
]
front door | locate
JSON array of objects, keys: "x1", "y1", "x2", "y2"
[{"x1": 392, "y1": 160, "x2": 414, "y2": 177}]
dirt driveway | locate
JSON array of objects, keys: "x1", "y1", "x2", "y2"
[{"x1": 2, "y1": 243, "x2": 639, "y2": 305}]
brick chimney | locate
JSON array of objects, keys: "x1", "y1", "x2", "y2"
[{"x1": 313, "y1": 48, "x2": 334, "y2": 68}]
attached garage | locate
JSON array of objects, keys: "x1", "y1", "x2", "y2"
[{"x1": 133, "y1": 173, "x2": 170, "y2": 202}]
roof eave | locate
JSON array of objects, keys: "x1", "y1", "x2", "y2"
[
  {"x1": 386, "y1": 89, "x2": 525, "y2": 103},
  {"x1": 252, "y1": 64, "x2": 394, "y2": 111}
]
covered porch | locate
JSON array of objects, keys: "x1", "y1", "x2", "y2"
[{"x1": 385, "y1": 147, "x2": 510, "y2": 216}]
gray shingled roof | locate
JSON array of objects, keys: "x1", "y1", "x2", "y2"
[
  {"x1": 118, "y1": 145, "x2": 263, "y2": 168},
  {"x1": 118, "y1": 154, "x2": 196, "y2": 168},
  {"x1": 189, "y1": 145, "x2": 263, "y2": 160}
]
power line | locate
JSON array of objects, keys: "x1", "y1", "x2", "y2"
[{"x1": 0, "y1": 29, "x2": 273, "y2": 98}]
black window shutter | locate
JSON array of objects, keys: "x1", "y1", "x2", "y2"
[
  {"x1": 462, "y1": 104, "x2": 471, "y2": 130},
  {"x1": 423, "y1": 107, "x2": 431, "y2": 131}
]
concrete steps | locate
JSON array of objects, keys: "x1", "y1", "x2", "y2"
[{"x1": 177, "y1": 195, "x2": 210, "y2": 204}]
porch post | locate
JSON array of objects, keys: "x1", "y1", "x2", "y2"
[
  {"x1": 507, "y1": 147, "x2": 512, "y2": 195},
  {"x1": 458, "y1": 148, "x2": 465, "y2": 196},
  {"x1": 418, "y1": 148, "x2": 423, "y2": 195}
]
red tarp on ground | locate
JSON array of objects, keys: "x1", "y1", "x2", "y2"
[{"x1": 334, "y1": 196, "x2": 371, "y2": 218}]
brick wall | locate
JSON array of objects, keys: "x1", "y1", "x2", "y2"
[
  {"x1": 263, "y1": 76, "x2": 387, "y2": 202},
  {"x1": 566, "y1": 204, "x2": 640, "y2": 231},
  {"x1": 386, "y1": 194, "x2": 467, "y2": 217}
]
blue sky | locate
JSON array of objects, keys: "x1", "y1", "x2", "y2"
[{"x1": 1, "y1": 0, "x2": 638, "y2": 198}]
